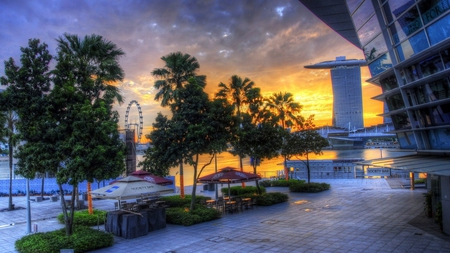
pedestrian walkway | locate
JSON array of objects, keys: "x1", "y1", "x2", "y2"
[{"x1": 1, "y1": 179, "x2": 449, "y2": 253}]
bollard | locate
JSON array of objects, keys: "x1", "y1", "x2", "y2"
[{"x1": 32, "y1": 223, "x2": 38, "y2": 233}]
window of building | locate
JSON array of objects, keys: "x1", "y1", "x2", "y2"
[
  {"x1": 429, "y1": 128, "x2": 450, "y2": 149},
  {"x1": 427, "y1": 13, "x2": 450, "y2": 45},
  {"x1": 427, "y1": 78, "x2": 450, "y2": 100},
  {"x1": 396, "y1": 31, "x2": 429, "y2": 61},
  {"x1": 347, "y1": 0, "x2": 364, "y2": 15},
  {"x1": 431, "y1": 104, "x2": 450, "y2": 125},
  {"x1": 415, "y1": 108, "x2": 433, "y2": 126},
  {"x1": 391, "y1": 112, "x2": 411, "y2": 129},
  {"x1": 386, "y1": 93, "x2": 405, "y2": 110},
  {"x1": 397, "y1": 131, "x2": 417, "y2": 148},
  {"x1": 383, "y1": 0, "x2": 416, "y2": 24},
  {"x1": 364, "y1": 34, "x2": 388, "y2": 61},
  {"x1": 440, "y1": 48, "x2": 450, "y2": 68},
  {"x1": 352, "y1": 0, "x2": 375, "y2": 30},
  {"x1": 358, "y1": 15, "x2": 382, "y2": 47},
  {"x1": 419, "y1": 0, "x2": 450, "y2": 25},
  {"x1": 390, "y1": 6, "x2": 423, "y2": 44},
  {"x1": 403, "y1": 64, "x2": 420, "y2": 82},
  {"x1": 381, "y1": 75, "x2": 399, "y2": 91},
  {"x1": 419, "y1": 54, "x2": 444, "y2": 77},
  {"x1": 368, "y1": 53, "x2": 393, "y2": 76}
]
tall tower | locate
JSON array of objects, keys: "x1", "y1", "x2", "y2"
[{"x1": 304, "y1": 56, "x2": 366, "y2": 130}]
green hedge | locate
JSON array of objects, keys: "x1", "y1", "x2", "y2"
[
  {"x1": 253, "y1": 192, "x2": 289, "y2": 206},
  {"x1": 289, "y1": 182, "x2": 330, "y2": 193},
  {"x1": 220, "y1": 185, "x2": 265, "y2": 196},
  {"x1": 166, "y1": 205, "x2": 221, "y2": 226},
  {"x1": 259, "y1": 179, "x2": 305, "y2": 187},
  {"x1": 15, "y1": 226, "x2": 113, "y2": 253},
  {"x1": 57, "y1": 209, "x2": 108, "y2": 226},
  {"x1": 160, "y1": 195, "x2": 211, "y2": 208}
]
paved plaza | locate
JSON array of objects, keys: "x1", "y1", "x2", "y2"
[{"x1": 1, "y1": 179, "x2": 449, "y2": 253}]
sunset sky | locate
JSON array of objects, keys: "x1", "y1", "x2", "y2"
[{"x1": 0, "y1": 0, "x2": 383, "y2": 142}]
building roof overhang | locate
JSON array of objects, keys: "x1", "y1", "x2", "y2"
[{"x1": 299, "y1": 0, "x2": 361, "y2": 49}]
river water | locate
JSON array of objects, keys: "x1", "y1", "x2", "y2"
[{"x1": 137, "y1": 148, "x2": 415, "y2": 186}]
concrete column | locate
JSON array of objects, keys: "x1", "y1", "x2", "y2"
[{"x1": 410, "y1": 172, "x2": 415, "y2": 190}]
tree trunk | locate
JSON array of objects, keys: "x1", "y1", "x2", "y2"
[
  {"x1": 252, "y1": 163, "x2": 261, "y2": 195},
  {"x1": 8, "y1": 145, "x2": 13, "y2": 210},
  {"x1": 190, "y1": 157, "x2": 198, "y2": 211},
  {"x1": 179, "y1": 160, "x2": 184, "y2": 199},
  {"x1": 283, "y1": 155, "x2": 289, "y2": 180},
  {"x1": 306, "y1": 153, "x2": 311, "y2": 184},
  {"x1": 59, "y1": 183, "x2": 75, "y2": 236}
]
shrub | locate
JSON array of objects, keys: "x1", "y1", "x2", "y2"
[
  {"x1": 259, "y1": 179, "x2": 304, "y2": 187},
  {"x1": 15, "y1": 226, "x2": 113, "y2": 253},
  {"x1": 254, "y1": 192, "x2": 289, "y2": 206},
  {"x1": 57, "y1": 209, "x2": 108, "y2": 226},
  {"x1": 415, "y1": 178, "x2": 426, "y2": 184},
  {"x1": 166, "y1": 206, "x2": 220, "y2": 226},
  {"x1": 289, "y1": 182, "x2": 330, "y2": 193},
  {"x1": 221, "y1": 185, "x2": 265, "y2": 196},
  {"x1": 160, "y1": 195, "x2": 211, "y2": 208}
]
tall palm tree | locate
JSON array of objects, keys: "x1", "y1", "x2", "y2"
[
  {"x1": 151, "y1": 52, "x2": 206, "y2": 198},
  {"x1": 55, "y1": 34, "x2": 125, "y2": 216},
  {"x1": 266, "y1": 92, "x2": 303, "y2": 129},
  {"x1": 216, "y1": 75, "x2": 257, "y2": 181},
  {"x1": 266, "y1": 92, "x2": 303, "y2": 180},
  {"x1": 152, "y1": 52, "x2": 206, "y2": 107},
  {"x1": 216, "y1": 75, "x2": 255, "y2": 121},
  {"x1": 55, "y1": 33, "x2": 125, "y2": 104}
]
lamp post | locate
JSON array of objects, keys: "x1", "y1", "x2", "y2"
[{"x1": 26, "y1": 178, "x2": 31, "y2": 234}]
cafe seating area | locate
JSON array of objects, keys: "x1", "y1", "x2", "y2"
[{"x1": 203, "y1": 196, "x2": 256, "y2": 214}]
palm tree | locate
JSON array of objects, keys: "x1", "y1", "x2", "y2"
[
  {"x1": 55, "y1": 33, "x2": 125, "y2": 104},
  {"x1": 216, "y1": 75, "x2": 257, "y2": 180},
  {"x1": 152, "y1": 52, "x2": 206, "y2": 107},
  {"x1": 152, "y1": 52, "x2": 206, "y2": 198},
  {"x1": 266, "y1": 92, "x2": 303, "y2": 129},
  {"x1": 266, "y1": 92, "x2": 303, "y2": 180},
  {"x1": 216, "y1": 75, "x2": 255, "y2": 122},
  {"x1": 55, "y1": 34, "x2": 125, "y2": 216}
]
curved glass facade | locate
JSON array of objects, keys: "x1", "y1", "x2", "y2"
[{"x1": 427, "y1": 13, "x2": 450, "y2": 45}]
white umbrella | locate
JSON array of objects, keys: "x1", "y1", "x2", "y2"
[{"x1": 90, "y1": 176, "x2": 174, "y2": 200}]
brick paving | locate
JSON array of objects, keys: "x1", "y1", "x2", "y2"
[{"x1": 1, "y1": 179, "x2": 449, "y2": 253}]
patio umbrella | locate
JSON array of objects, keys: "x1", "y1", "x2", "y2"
[
  {"x1": 197, "y1": 166, "x2": 261, "y2": 197},
  {"x1": 90, "y1": 176, "x2": 174, "y2": 201},
  {"x1": 108, "y1": 170, "x2": 174, "y2": 186}
]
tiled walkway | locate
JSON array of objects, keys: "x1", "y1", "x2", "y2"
[{"x1": 1, "y1": 179, "x2": 449, "y2": 253}]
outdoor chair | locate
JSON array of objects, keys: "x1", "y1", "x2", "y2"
[
  {"x1": 215, "y1": 198, "x2": 224, "y2": 213},
  {"x1": 234, "y1": 197, "x2": 243, "y2": 212}
]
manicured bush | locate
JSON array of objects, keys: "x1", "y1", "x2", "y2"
[
  {"x1": 259, "y1": 179, "x2": 305, "y2": 187},
  {"x1": 15, "y1": 226, "x2": 113, "y2": 253},
  {"x1": 57, "y1": 209, "x2": 108, "y2": 226},
  {"x1": 254, "y1": 192, "x2": 289, "y2": 206},
  {"x1": 415, "y1": 178, "x2": 426, "y2": 184},
  {"x1": 289, "y1": 182, "x2": 330, "y2": 193},
  {"x1": 160, "y1": 195, "x2": 211, "y2": 208},
  {"x1": 221, "y1": 185, "x2": 265, "y2": 196},
  {"x1": 166, "y1": 205, "x2": 221, "y2": 226}
]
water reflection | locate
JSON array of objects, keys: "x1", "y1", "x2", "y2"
[{"x1": 137, "y1": 148, "x2": 414, "y2": 187}]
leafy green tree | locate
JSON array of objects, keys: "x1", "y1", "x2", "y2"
[
  {"x1": 151, "y1": 52, "x2": 206, "y2": 198},
  {"x1": 49, "y1": 33, "x2": 126, "y2": 235},
  {"x1": 0, "y1": 39, "x2": 53, "y2": 211},
  {"x1": 282, "y1": 129, "x2": 329, "y2": 183}
]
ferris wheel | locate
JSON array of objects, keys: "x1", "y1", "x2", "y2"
[{"x1": 124, "y1": 100, "x2": 143, "y2": 144}]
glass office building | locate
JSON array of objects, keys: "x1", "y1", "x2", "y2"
[
  {"x1": 305, "y1": 56, "x2": 366, "y2": 130},
  {"x1": 300, "y1": 0, "x2": 450, "y2": 235}
]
